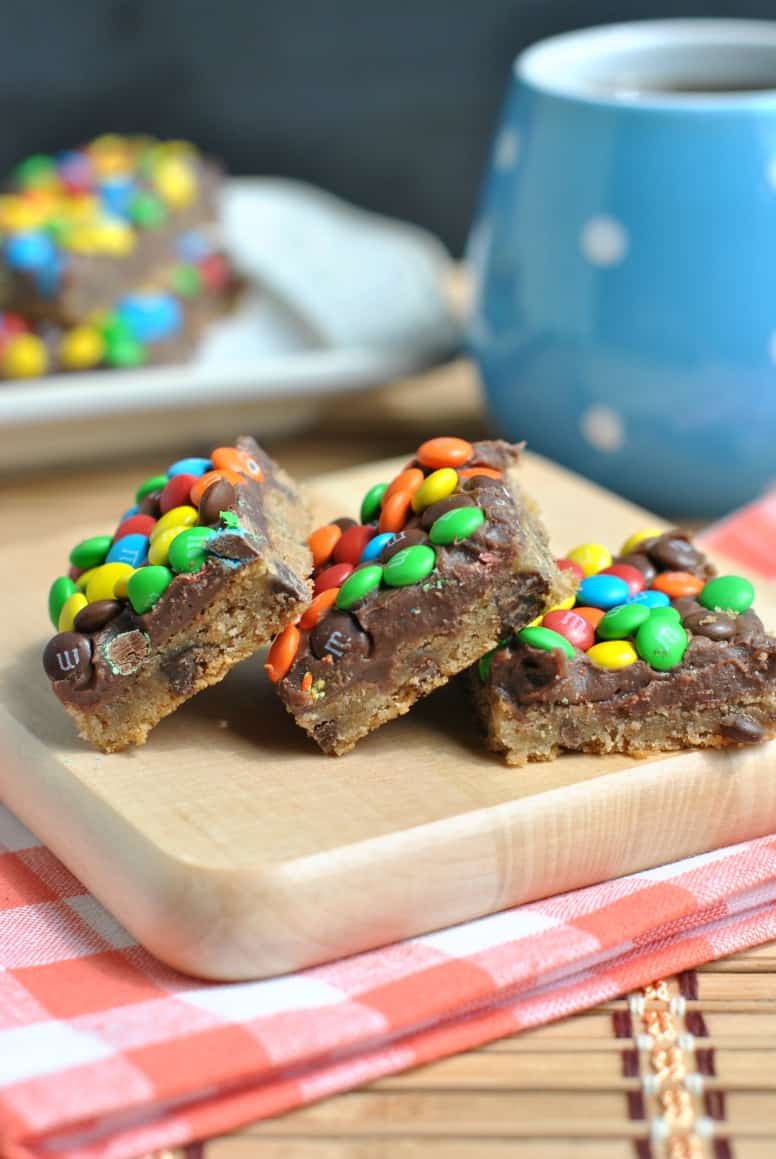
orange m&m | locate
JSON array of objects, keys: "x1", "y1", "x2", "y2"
[
  {"x1": 190, "y1": 469, "x2": 244, "y2": 507},
  {"x1": 574, "y1": 606, "x2": 605, "y2": 630},
  {"x1": 212, "y1": 446, "x2": 264, "y2": 482},
  {"x1": 458, "y1": 466, "x2": 502, "y2": 480},
  {"x1": 383, "y1": 468, "x2": 424, "y2": 505},
  {"x1": 299, "y1": 588, "x2": 339, "y2": 630},
  {"x1": 417, "y1": 437, "x2": 473, "y2": 470},
  {"x1": 308, "y1": 523, "x2": 342, "y2": 569},
  {"x1": 651, "y1": 571, "x2": 705, "y2": 599},
  {"x1": 265, "y1": 625, "x2": 300, "y2": 683},
  {"x1": 379, "y1": 490, "x2": 413, "y2": 534}
]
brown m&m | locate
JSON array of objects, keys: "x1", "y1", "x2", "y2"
[{"x1": 42, "y1": 632, "x2": 93, "y2": 687}]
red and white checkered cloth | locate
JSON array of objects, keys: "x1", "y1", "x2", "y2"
[
  {"x1": 3, "y1": 498, "x2": 776, "y2": 1159},
  {"x1": 3, "y1": 804, "x2": 776, "y2": 1159}
]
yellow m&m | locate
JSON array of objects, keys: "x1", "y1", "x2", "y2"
[
  {"x1": 58, "y1": 592, "x2": 88, "y2": 632},
  {"x1": 148, "y1": 526, "x2": 186, "y2": 566},
  {"x1": 60, "y1": 326, "x2": 105, "y2": 370},
  {"x1": 566, "y1": 542, "x2": 612, "y2": 577},
  {"x1": 411, "y1": 467, "x2": 458, "y2": 512},
  {"x1": 2, "y1": 333, "x2": 47, "y2": 378},
  {"x1": 587, "y1": 640, "x2": 638, "y2": 670},
  {"x1": 154, "y1": 157, "x2": 196, "y2": 209},
  {"x1": 151, "y1": 505, "x2": 198, "y2": 540},
  {"x1": 84, "y1": 563, "x2": 134, "y2": 603},
  {"x1": 620, "y1": 528, "x2": 664, "y2": 557},
  {"x1": 527, "y1": 595, "x2": 576, "y2": 628}
]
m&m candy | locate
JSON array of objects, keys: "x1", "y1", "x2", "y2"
[
  {"x1": 518, "y1": 625, "x2": 576, "y2": 660},
  {"x1": 428, "y1": 505, "x2": 485, "y2": 546},
  {"x1": 383, "y1": 544, "x2": 436, "y2": 588},
  {"x1": 635, "y1": 616, "x2": 688, "y2": 671},
  {"x1": 587, "y1": 640, "x2": 638, "y2": 670},
  {"x1": 699, "y1": 575, "x2": 754, "y2": 614},
  {"x1": 335, "y1": 565, "x2": 384, "y2": 609},
  {"x1": 127, "y1": 565, "x2": 174, "y2": 614},
  {"x1": 2, "y1": 333, "x2": 47, "y2": 377},
  {"x1": 576, "y1": 574, "x2": 630, "y2": 610},
  {"x1": 60, "y1": 326, "x2": 105, "y2": 370},
  {"x1": 566, "y1": 543, "x2": 612, "y2": 577}
]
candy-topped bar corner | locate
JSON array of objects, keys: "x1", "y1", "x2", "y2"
[
  {"x1": 43, "y1": 436, "x2": 313, "y2": 753},
  {"x1": 476, "y1": 529, "x2": 776, "y2": 766},
  {"x1": 269, "y1": 436, "x2": 575, "y2": 755},
  {"x1": 0, "y1": 134, "x2": 237, "y2": 379}
]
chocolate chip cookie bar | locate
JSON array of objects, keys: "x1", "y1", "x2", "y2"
[
  {"x1": 1, "y1": 136, "x2": 219, "y2": 327},
  {"x1": 268, "y1": 437, "x2": 574, "y2": 755},
  {"x1": 43, "y1": 437, "x2": 312, "y2": 752},
  {"x1": 475, "y1": 529, "x2": 776, "y2": 766}
]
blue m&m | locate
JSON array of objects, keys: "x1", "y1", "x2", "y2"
[
  {"x1": 576, "y1": 574, "x2": 630, "y2": 610},
  {"x1": 360, "y1": 532, "x2": 395, "y2": 563},
  {"x1": 627, "y1": 589, "x2": 670, "y2": 609},
  {"x1": 106, "y1": 533, "x2": 149, "y2": 569},
  {"x1": 118, "y1": 292, "x2": 182, "y2": 343},
  {"x1": 167, "y1": 456, "x2": 213, "y2": 478},
  {"x1": 5, "y1": 231, "x2": 60, "y2": 295}
]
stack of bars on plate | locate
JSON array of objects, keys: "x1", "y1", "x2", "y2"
[
  {"x1": 41, "y1": 433, "x2": 776, "y2": 763},
  {"x1": 0, "y1": 134, "x2": 237, "y2": 380}
]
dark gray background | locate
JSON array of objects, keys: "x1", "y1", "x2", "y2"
[{"x1": 5, "y1": 1, "x2": 776, "y2": 251}]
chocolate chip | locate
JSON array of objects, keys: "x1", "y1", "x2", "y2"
[
  {"x1": 332, "y1": 517, "x2": 358, "y2": 532},
  {"x1": 381, "y1": 529, "x2": 429, "y2": 562},
  {"x1": 420, "y1": 494, "x2": 475, "y2": 530},
  {"x1": 720, "y1": 714, "x2": 766, "y2": 744},
  {"x1": 310, "y1": 612, "x2": 370, "y2": 662},
  {"x1": 648, "y1": 532, "x2": 704, "y2": 573},
  {"x1": 198, "y1": 478, "x2": 236, "y2": 527},
  {"x1": 138, "y1": 491, "x2": 162, "y2": 517},
  {"x1": 462, "y1": 476, "x2": 509, "y2": 497},
  {"x1": 619, "y1": 552, "x2": 657, "y2": 584},
  {"x1": 42, "y1": 632, "x2": 93, "y2": 687},
  {"x1": 73, "y1": 599, "x2": 122, "y2": 634},
  {"x1": 683, "y1": 609, "x2": 737, "y2": 641}
]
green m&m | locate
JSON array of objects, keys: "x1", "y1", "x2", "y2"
[
  {"x1": 699, "y1": 575, "x2": 754, "y2": 614},
  {"x1": 429, "y1": 504, "x2": 485, "y2": 546},
  {"x1": 335, "y1": 564, "x2": 383, "y2": 609},
  {"x1": 596, "y1": 602, "x2": 649, "y2": 640},
  {"x1": 648, "y1": 606, "x2": 681, "y2": 624},
  {"x1": 135, "y1": 474, "x2": 169, "y2": 503},
  {"x1": 105, "y1": 330, "x2": 145, "y2": 369},
  {"x1": 69, "y1": 534, "x2": 112, "y2": 570},
  {"x1": 170, "y1": 263, "x2": 202, "y2": 298},
  {"x1": 383, "y1": 544, "x2": 436, "y2": 587},
  {"x1": 130, "y1": 191, "x2": 168, "y2": 229},
  {"x1": 127, "y1": 565, "x2": 174, "y2": 614},
  {"x1": 518, "y1": 625, "x2": 576, "y2": 660},
  {"x1": 635, "y1": 616, "x2": 688, "y2": 671},
  {"x1": 48, "y1": 576, "x2": 78, "y2": 627},
  {"x1": 360, "y1": 483, "x2": 388, "y2": 524},
  {"x1": 168, "y1": 527, "x2": 215, "y2": 573}
]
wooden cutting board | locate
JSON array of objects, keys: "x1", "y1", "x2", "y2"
[{"x1": 2, "y1": 452, "x2": 776, "y2": 982}]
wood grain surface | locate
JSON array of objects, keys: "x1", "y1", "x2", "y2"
[
  {"x1": 5, "y1": 358, "x2": 776, "y2": 1152},
  {"x1": 4, "y1": 438, "x2": 776, "y2": 979}
]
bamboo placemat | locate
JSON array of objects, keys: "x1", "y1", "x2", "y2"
[{"x1": 146, "y1": 951, "x2": 776, "y2": 1158}]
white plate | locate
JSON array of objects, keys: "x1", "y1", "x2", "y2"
[{"x1": 0, "y1": 179, "x2": 460, "y2": 470}]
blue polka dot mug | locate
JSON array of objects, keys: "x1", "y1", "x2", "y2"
[{"x1": 467, "y1": 21, "x2": 776, "y2": 517}]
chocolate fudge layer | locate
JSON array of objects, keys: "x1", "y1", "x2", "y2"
[
  {"x1": 43, "y1": 437, "x2": 312, "y2": 752},
  {"x1": 269, "y1": 437, "x2": 574, "y2": 756},
  {"x1": 476, "y1": 529, "x2": 776, "y2": 766},
  {"x1": 0, "y1": 136, "x2": 220, "y2": 327}
]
